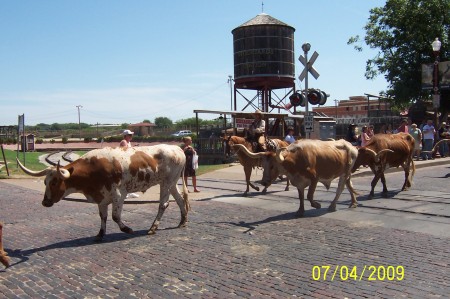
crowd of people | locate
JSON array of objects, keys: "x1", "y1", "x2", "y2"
[
  {"x1": 345, "y1": 119, "x2": 450, "y2": 160},
  {"x1": 118, "y1": 113, "x2": 449, "y2": 193}
]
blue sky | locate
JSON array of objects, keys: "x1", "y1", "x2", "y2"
[{"x1": 0, "y1": 0, "x2": 388, "y2": 126}]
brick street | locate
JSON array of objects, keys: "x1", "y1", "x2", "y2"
[{"x1": 1, "y1": 164, "x2": 450, "y2": 298}]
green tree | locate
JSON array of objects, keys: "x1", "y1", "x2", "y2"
[
  {"x1": 348, "y1": 0, "x2": 449, "y2": 114},
  {"x1": 154, "y1": 117, "x2": 173, "y2": 128},
  {"x1": 143, "y1": 119, "x2": 152, "y2": 123}
]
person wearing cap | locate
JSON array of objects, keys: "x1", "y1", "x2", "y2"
[
  {"x1": 284, "y1": 127, "x2": 296, "y2": 144},
  {"x1": 248, "y1": 109, "x2": 266, "y2": 151},
  {"x1": 120, "y1": 129, "x2": 134, "y2": 148},
  {"x1": 120, "y1": 129, "x2": 139, "y2": 198},
  {"x1": 409, "y1": 123, "x2": 422, "y2": 161},
  {"x1": 182, "y1": 136, "x2": 200, "y2": 192}
]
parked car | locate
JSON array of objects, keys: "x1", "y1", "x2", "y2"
[{"x1": 171, "y1": 130, "x2": 192, "y2": 137}]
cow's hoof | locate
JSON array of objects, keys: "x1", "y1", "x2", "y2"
[
  {"x1": 178, "y1": 217, "x2": 187, "y2": 228},
  {"x1": 147, "y1": 229, "x2": 156, "y2": 235},
  {"x1": 261, "y1": 189, "x2": 267, "y2": 194},
  {"x1": 349, "y1": 202, "x2": 358, "y2": 208},
  {"x1": 285, "y1": 187, "x2": 289, "y2": 191},
  {"x1": 296, "y1": 210, "x2": 305, "y2": 217},
  {"x1": 328, "y1": 205, "x2": 337, "y2": 212},
  {"x1": 311, "y1": 201, "x2": 321, "y2": 209},
  {"x1": 243, "y1": 193, "x2": 248, "y2": 197},
  {"x1": 254, "y1": 186, "x2": 260, "y2": 191},
  {"x1": 94, "y1": 235, "x2": 104, "y2": 242},
  {"x1": 121, "y1": 226, "x2": 134, "y2": 234}
]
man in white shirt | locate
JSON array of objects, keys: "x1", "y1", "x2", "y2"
[{"x1": 421, "y1": 119, "x2": 436, "y2": 160}]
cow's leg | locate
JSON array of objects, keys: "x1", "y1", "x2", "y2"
[
  {"x1": 380, "y1": 172, "x2": 389, "y2": 197},
  {"x1": 346, "y1": 178, "x2": 358, "y2": 208},
  {"x1": 285, "y1": 179, "x2": 290, "y2": 191},
  {"x1": 148, "y1": 186, "x2": 171, "y2": 235},
  {"x1": 307, "y1": 180, "x2": 321, "y2": 210},
  {"x1": 170, "y1": 184, "x2": 189, "y2": 228},
  {"x1": 95, "y1": 202, "x2": 109, "y2": 241},
  {"x1": 111, "y1": 197, "x2": 134, "y2": 235},
  {"x1": 0, "y1": 222, "x2": 10, "y2": 268},
  {"x1": 297, "y1": 187, "x2": 306, "y2": 217},
  {"x1": 369, "y1": 171, "x2": 383, "y2": 199},
  {"x1": 401, "y1": 160, "x2": 412, "y2": 190},
  {"x1": 243, "y1": 165, "x2": 259, "y2": 196},
  {"x1": 328, "y1": 177, "x2": 347, "y2": 212}
]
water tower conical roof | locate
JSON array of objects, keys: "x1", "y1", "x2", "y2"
[{"x1": 232, "y1": 13, "x2": 294, "y2": 32}]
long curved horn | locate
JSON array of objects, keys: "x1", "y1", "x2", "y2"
[
  {"x1": 275, "y1": 147, "x2": 287, "y2": 163},
  {"x1": 232, "y1": 144, "x2": 265, "y2": 159},
  {"x1": 429, "y1": 139, "x2": 449, "y2": 154},
  {"x1": 56, "y1": 161, "x2": 71, "y2": 180},
  {"x1": 16, "y1": 158, "x2": 52, "y2": 177}
]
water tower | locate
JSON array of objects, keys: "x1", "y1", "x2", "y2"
[{"x1": 232, "y1": 13, "x2": 296, "y2": 113}]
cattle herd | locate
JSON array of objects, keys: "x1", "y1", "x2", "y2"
[{"x1": 1, "y1": 132, "x2": 448, "y2": 268}]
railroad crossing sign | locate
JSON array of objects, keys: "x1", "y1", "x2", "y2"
[
  {"x1": 304, "y1": 113, "x2": 314, "y2": 132},
  {"x1": 298, "y1": 51, "x2": 320, "y2": 81}
]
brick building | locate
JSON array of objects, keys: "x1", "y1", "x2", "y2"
[{"x1": 312, "y1": 96, "x2": 393, "y2": 118}]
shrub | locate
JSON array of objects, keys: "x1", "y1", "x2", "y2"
[
  {"x1": 62, "y1": 137, "x2": 68, "y2": 144},
  {"x1": 50, "y1": 139, "x2": 55, "y2": 144},
  {"x1": 84, "y1": 137, "x2": 92, "y2": 143},
  {"x1": 36, "y1": 138, "x2": 44, "y2": 144}
]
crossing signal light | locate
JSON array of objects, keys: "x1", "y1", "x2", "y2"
[
  {"x1": 289, "y1": 91, "x2": 306, "y2": 107},
  {"x1": 307, "y1": 89, "x2": 329, "y2": 105}
]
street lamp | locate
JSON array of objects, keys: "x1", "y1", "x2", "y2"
[
  {"x1": 228, "y1": 75, "x2": 233, "y2": 111},
  {"x1": 76, "y1": 105, "x2": 83, "y2": 140},
  {"x1": 432, "y1": 37, "x2": 441, "y2": 126}
]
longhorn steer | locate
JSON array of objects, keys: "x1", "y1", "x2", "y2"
[
  {"x1": 351, "y1": 132, "x2": 415, "y2": 199},
  {"x1": 17, "y1": 145, "x2": 190, "y2": 241},
  {"x1": 234, "y1": 139, "x2": 359, "y2": 216},
  {"x1": 223, "y1": 135, "x2": 289, "y2": 196}
]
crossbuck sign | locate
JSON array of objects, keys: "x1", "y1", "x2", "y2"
[{"x1": 298, "y1": 51, "x2": 320, "y2": 81}]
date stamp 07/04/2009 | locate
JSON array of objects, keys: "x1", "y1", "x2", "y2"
[{"x1": 312, "y1": 265, "x2": 405, "y2": 281}]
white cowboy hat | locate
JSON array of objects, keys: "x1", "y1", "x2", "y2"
[{"x1": 122, "y1": 129, "x2": 134, "y2": 135}]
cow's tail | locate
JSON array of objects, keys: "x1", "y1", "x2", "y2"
[{"x1": 181, "y1": 165, "x2": 191, "y2": 211}]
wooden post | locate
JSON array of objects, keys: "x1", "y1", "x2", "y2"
[{"x1": 1, "y1": 145, "x2": 10, "y2": 177}]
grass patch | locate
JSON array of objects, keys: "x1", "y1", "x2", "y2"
[{"x1": 196, "y1": 163, "x2": 231, "y2": 176}]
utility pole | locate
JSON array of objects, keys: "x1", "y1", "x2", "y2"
[
  {"x1": 334, "y1": 99, "x2": 339, "y2": 119},
  {"x1": 76, "y1": 105, "x2": 83, "y2": 140}
]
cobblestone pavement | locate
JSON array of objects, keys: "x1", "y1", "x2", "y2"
[{"x1": 1, "y1": 169, "x2": 450, "y2": 298}]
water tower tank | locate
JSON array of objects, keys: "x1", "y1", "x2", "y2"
[{"x1": 232, "y1": 13, "x2": 295, "y2": 90}]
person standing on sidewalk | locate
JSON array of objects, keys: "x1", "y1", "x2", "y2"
[
  {"x1": 182, "y1": 136, "x2": 200, "y2": 193},
  {"x1": 409, "y1": 123, "x2": 422, "y2": 161},
  {"x1": 421, "y1": 119, "x2": 436, "y2": 160}
]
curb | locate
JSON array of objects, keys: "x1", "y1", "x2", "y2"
[{"x1": 352, "y1": 157, "x2": 450, "y2": 178}]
